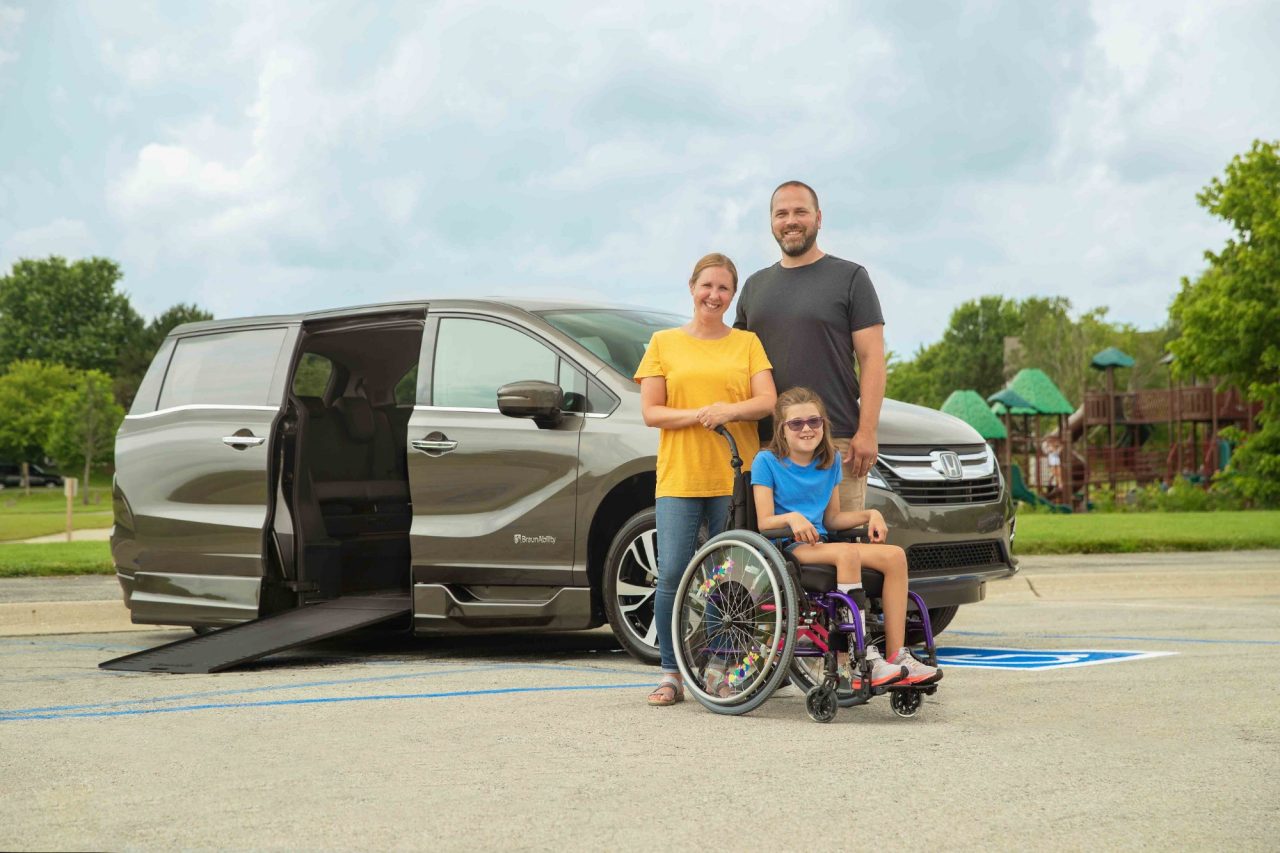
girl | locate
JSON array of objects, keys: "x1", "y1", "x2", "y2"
[
  {"x1": 634, "y1": 253, "x2": 777, "y2": 707},
  {"x1": 751, "y1": 386, "x2": 941, "y2": 687}
]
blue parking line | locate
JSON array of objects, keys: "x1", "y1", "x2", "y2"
[
  {"x1": 0, "y1": 682, "x2": 654, "y2": 722},
  {"x1": 0, "y1": 661, "x2": 649, "y2": 717},
  {"x1": 946, "y1": 630, "x2": 1280, "y2": 646}
]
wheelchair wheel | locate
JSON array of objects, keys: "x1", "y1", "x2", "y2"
[
  {"x1": 673, "y1": 530, "x2": 798, "y2": 716},
  {"x1": 890, "y1": 689, "x2": 924, "y2": 718},
  {"x1": 805, "y1": 685, "x2": 838, "y2": 723}
]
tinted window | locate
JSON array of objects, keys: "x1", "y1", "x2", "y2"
[
  {"x1": 394, "y1": 365, "x2": 418, "y2": 406},
  {"x1": 158, "y1": 328, "x2": 288, "y2": 409},
  {"x1": 292, "y1": 353, "x2": 333, "y2": 398},
  {"x1": 129, "y1": 338, "x2": 175, "y2": 415},
  {"x1": 537, "y1": 309, "x2": 683, "y2": 378},
  {"x1": 432, "y1": 319, "x2": 556, "y2": 408}
]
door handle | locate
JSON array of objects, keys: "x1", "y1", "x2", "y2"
[
  {"x1": 411, "y1": 434, "x2": 458, "y2": 455},
  {"x1": 222, "y1": 435, "x2": 266, "y2": 449}
]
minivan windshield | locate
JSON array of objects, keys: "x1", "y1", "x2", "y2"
[{"x1": 537, "y1": 309, "x2": 684, "y2": 378}]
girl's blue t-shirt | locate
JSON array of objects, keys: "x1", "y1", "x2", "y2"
[{"x1": 750, "y1": 450, "x2": 843, "y2": 535}]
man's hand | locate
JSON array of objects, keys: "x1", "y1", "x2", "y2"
[
  {"x1": 695, "y1": 402, "x2": 734, "y2": 430},
  {"x1": 844, "y1": 431, "x2": 878, "y2": 479}
]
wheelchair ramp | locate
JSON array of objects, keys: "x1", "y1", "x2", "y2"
[{"x1": 99, "y1": 593, "x2": 411, "y2": 674}]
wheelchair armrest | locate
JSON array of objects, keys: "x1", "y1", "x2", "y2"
[
  {"x1": 829, "y1": 526, "x2": 869, "y2": 543},
  {"x1": 755, "y1": 525, "x2": 869, "y2": 543}
]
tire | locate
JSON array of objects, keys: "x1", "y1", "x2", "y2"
[
  {"x1": 673, "y1": 530, "x2": 797, "y2": 716},
  {"x1": 907, "y1": 605, "x2": 959, "y2": 646},
  {"x1": 602, "y1": 508, "x2": 661, "y2": 665}
]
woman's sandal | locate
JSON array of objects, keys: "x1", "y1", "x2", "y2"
[
  {"x1": 703, "y1": 662, "x2": 735, "y2": 699},
  {"x1": 647, "y1": 674, "x2": 684, "y2": 707}
]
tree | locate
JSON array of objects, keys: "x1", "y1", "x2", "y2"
[
  {"x1": 47, "y1": 370, "x2": 125, "y2": 504},
  {"x1": 115, "y1": 302, "x2": 214, "y2": 406},
  {"x1": 1170, "y1": 139, "x2": 1280, "y2": 505},
  {"x1": 0, "y1": 361, "x2": 79, "y2": 480},
  {"x1": 0, "y1": 256, "x2": 143, "y2": 375}
]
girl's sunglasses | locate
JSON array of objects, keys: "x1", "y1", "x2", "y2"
[{"x1": 783, "y1": 416, "x2": 824, "y2": 432}]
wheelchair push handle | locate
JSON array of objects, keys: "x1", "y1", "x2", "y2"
[{"x1": 714, "y1": 426, "x2": 743, "y2": 473}]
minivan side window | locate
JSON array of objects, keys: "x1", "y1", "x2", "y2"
[
  {"x1": 158, "y1": 328, "x2": 289, "y2": 410},
  {"x1": 432, "y1": 318, "x2": 556, "y2": 409},
  {"x1": 129, "y1": 338, "x2": 176, "y2": 415}
]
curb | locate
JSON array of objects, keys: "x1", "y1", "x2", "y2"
[{"x1": 0, "y1": 601, "x2": 157, "y2": 637}]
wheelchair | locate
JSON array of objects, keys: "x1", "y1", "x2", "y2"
[{"x1": 671, "y1": 428, "x2": 941, "y2": 722}]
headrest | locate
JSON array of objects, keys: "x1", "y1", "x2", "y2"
[
  {"x1": 334, "y1": 397, "x2": 376, "y2": 442},
  {"x1": 297, "y1": 396, "x2": 326, "y2": 418}
]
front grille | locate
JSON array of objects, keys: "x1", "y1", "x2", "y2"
[
  {"x1": 879, "y1": 470, "x2": 1002, "y2": 505},
  {"x1": 907, "y1": 540, "x2": 1005, "y2": 574}
]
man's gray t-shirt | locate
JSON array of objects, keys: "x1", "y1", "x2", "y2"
[{"x1": 734, "y1": 254, "x2": 884, "y2": 438}]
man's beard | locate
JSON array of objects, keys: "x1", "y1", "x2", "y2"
[{"x1": 775, "y1": 226, "x2": 817, "y2": 257}]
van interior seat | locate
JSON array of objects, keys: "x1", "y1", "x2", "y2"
[{"x1": 300, "y1": 393, "x2": 410, "y2": 535}]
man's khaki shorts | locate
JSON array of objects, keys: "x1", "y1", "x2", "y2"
[{"x1": 831, "y1": 436, "x2": 868, "y2": 511}]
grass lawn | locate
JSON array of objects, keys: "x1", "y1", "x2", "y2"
[
  {"x1": 1014, "y1": 510, "x2": 1280, "y2": 555},
  {"x1": 0, "y1": 542, "x2": 114, "y2": 577},
  {"x1": 0, "y1": 485, "x2": 113, "y2": 541}
]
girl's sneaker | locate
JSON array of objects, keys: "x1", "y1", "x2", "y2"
[
  {"x1": 891, "y1": 648, "x2": 942, "y2": 685},
  {"x1": 847, "y1": 645, "x2": 907, "y2": 689}
]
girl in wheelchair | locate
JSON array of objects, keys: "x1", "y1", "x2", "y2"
[{"x1": 751, "y1": 386, "x2": 941, "y2": 688}]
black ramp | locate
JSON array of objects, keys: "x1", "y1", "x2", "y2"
[{"x1": 100, "y1": 593, "x2": 411, "y2": 674}]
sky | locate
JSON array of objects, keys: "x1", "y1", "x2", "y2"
[{"x1": 1, "y1": 1, "x2": 1277, "y2": 358}]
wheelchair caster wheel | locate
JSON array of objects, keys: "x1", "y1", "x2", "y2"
[
  {"x1": 890, "y1": 689, "x2": 923, "y2": 718},
  {"x1": 805, "y1": 685, "x2": 838, "y2": 723}
]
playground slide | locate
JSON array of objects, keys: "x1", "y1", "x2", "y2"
[{"x1": 1009, "y1": 463, "x2": 1072, "y2": 513}]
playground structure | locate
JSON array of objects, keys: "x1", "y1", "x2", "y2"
[
  {"x1": 943, "y1": 348, "x2": 1262, "y2": 512},
  {"x1": 1076, "y1": 349, "x2": 1261, "y2": 505}
]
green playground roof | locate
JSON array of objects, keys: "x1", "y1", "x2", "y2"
[
  {"x1": 1091, "y1": 346, "x2": 1136, "y2": 370},
  {"x1": 1008, "y1": 368, "x2": 1075, "y2": 415},
  {"x1": 987, "y1": 387, "x2": 1037, "y2": 415},
  {"x1": 941, "y1": 390, "x2": 1007, "y2": 439}
]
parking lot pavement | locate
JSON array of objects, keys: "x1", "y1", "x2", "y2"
[{"x1": 1, "y1": 552, "x2": 1278, "y2": 851}]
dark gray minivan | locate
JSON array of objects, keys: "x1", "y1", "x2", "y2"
[{"x1": 112, "y1": 299, "x2": 1016, "y2": 664}]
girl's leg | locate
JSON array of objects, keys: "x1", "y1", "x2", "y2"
[
  {"x1": 788, "y1": 543, "x2": 862, "y2": 670},
  {"x1": 652, "y1": 497, "x2": 704, "y2": 676},
  {"x1": 857, "y1": 544, "x2": 909, "y2": 654}
]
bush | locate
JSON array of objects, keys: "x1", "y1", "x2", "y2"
[{"x1": 1085, "y1": 477, "x2": 1243, "y2": 513}]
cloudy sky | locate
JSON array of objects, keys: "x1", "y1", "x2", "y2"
[{"x1": 1, "y1": 1, "x2": 1277, "y2": 357}]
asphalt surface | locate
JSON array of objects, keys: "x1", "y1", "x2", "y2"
[{"x1": 1, "y1": 551, "x2": 1277, "y2": 851}]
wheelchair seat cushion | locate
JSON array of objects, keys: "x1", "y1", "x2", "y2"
[{"x1": 788, "y1": 557, "x2": 885, "y2": 597}]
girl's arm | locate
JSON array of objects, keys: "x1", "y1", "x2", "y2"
[
  {"x1": 753, "y1": 483, "x2": 820, "y2": 544},
  {"x1": 822, "y1": 489, "x2": 889, "y2": 543},
  {"x1": 639, "y1": 376, "x2": 702, "y2": 429},
  {"x1": 696, "y1": 369, "x2": 778, "y2": 429}
]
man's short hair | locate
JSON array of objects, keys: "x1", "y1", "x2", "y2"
[{"x1": 771, "y1": 180, "x2": 820, "y2": 212}]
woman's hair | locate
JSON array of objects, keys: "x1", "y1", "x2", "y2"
[
  {"x1": 771, "y1": 386, "x2": 836, "y2": 469},
  {"x1": 688, "y1": 252, "x2": 738, "y2": 291}
]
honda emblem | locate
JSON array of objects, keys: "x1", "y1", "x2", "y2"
[{"x1": 932, "y1": 451, "x2": 964, "y2": 480}]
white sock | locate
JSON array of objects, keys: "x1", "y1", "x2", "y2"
[{"x1": 836, "y1": 583, "x2": 865, "y2": 634}]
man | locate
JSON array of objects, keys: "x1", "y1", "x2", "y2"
[{"x1": 734, "y1": 180, "x2": 886, "y2": 512}]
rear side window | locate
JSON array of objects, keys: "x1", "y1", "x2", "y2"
[
  {"x1": 129, "y1": 338, "x2": 176, "y2": 415},
  {"x1": 158, "y1": 328, "x2": 289, "y2": 409}
]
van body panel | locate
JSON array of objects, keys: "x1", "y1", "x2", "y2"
[{"x1": 128, "y1": 572, "x2": 263, "y2": 626}]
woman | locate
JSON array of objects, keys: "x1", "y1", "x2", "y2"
[{"x1": 634, "y1": 253, "x2": 777, "y2": 706}]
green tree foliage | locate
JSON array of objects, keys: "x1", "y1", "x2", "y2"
[
  {"x1": 0, "y1": 360, "x2": 79, "y2": 467},
  {"x1": 47, "y1": 370, "x2": 125, "y2": 504},
  {"x1": 0, "y1": 257, "x2": 142, "y2": 375},
  {"x1": 887, "y1": 296, "x2": 1022, "y2": 407},
  {"x1": 1170, "y1": 139, "x2": 1280, "y2": 505}
]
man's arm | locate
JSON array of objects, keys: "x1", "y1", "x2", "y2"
[{"x1": 846, "y1": 323, "x2": 885, "y2": 479}]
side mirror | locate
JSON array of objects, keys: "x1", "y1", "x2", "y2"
[{"x1": 497, "y1": 380, "x2": 564, "y2": 427}]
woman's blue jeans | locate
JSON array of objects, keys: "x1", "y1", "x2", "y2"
[{"x1": 654, "y1": 495, "x2": 731, "y2": 673}]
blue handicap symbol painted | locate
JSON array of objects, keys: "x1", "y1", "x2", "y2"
[{"x1": 934, "y1": 646, "x2": 1175, "y2": 671}]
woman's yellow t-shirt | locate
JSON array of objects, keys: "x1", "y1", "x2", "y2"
[{"x1": 634, "y1": 328, "x2": 772, "y2": 498}]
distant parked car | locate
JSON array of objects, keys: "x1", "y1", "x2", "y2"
[{"x1": 0, "y1": 462, "x2": 65, "y2": 489}]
